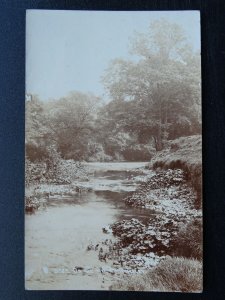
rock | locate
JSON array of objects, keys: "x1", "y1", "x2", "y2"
[
  {"x1": 74, "y1": 266, "x2": 84, "y2": 272},
  {"x1": 102, "y1": 225, "x2": 112, "y2": 234},
  {"x1": 100, "y1": 266, "x2": 115, "y2": 275},
  {"x1": 99, "y1": 167, "x2": 201, "y2": 274},
  {"x1": 86, "y1": 243, "x2": 94, "y2": 251}
]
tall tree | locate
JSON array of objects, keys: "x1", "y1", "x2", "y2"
[
  {"x1": 46, "y1": 91, "x2": 100, "y2": 160},
  {"x1": 102, "y1": 19, "x2": 201, "y2": 151}
]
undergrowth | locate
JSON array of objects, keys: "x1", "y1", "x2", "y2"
[
  {"x1": 111, "y1": 256, "x2": 202, "y2": 292},
  {"x1": 151, "y1": 135, "x2": 202, "y2": 208},
  {"x1": 170, "y1": 219, "x2": 203, "y2": 260}
]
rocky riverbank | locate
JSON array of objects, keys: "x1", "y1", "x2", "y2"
[
  {"x1": 25, "y1": 161, "x2": 150, "y2": 213},
  {"x1": 25, "y1": 160, "x2": 90, "y2": 213},
  {"x1": 99, "y1": 168, "x2": 202, "y2": 278},
  {"x1": 25, "y1": 183, "x2": 92, "y2": 213}
]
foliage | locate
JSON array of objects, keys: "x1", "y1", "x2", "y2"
[
  {"x1": 111, "y1": 256, "x2": 202, "y2": 292},
  {"x1": 122, "y1": 144, "x2": 153, "y2": 161},
  {"x1": 102, "y1": 19, "x2": 201, "y2": 151},
  {"x1": 151, "y1": 135, "x2": 202, "y2": 208},
  {"x1": 45, "y1": 91, "x2": 100, "y2": 160},
  {"x1": 25, "y1": 144, "x2": 88, "y2": 185},
  {"x1": 87, "y1": 142, "x2": 113, "y2": 162},
  {"x1": 25, "y1": 94, "x2": 49, "y2": 147},
  {"x1": 25, "y1": 19, "x2": 201, "y2": 165},
  {"x1": 26, "y1": 91, "x2": 101, "y2": 162},
  {"x1": 25, "y1": 158, "x2": 45, "y2": 186},
  {"x1": 25, "y1": 186, "x2": 45, "y2": 212},
  {"x1": 26, "y1": 144, "x2": 49, "y2": 162},
  {"x1": 171, "y1": 219, "x2": 203, "y2": 260}
]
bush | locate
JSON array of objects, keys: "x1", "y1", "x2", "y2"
[
  {"x1": 26, "y1": 143, "x2": 49, "y2": 162},
  {"x1": 25, "y1": 186, "x2": 45, "y2": 212},
  {"x1": 25, "y1": 158, "x2": 46, "y2": 186},
  {"x1": 151, "y1": 135, "x2": 202, "y2": 208},
  {"x1": 87, "y1": 143, "x2": 113, "y2": 162},
  {"x1": 122, "y1": 145, "x2": 153, "y2": 162},
  {"x1": 152, "y1": 161, "x2": 202, "y2": 209},
  {"x1": 147, "y1": 257, "x2": 202, "y2": 292},
  {"x1": 26, "y1": 144, "x2": 89, "y2": 185},
  {"x1": 171, "y1": 219, "x2": 203, "y2": 260},
  {"x1": 111, "y1": 257, "x2": 202, "y2": 292}
]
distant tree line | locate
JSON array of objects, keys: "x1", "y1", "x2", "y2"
[{"x1": 26, "y1": 19, "x2": 201, "y2": 163}]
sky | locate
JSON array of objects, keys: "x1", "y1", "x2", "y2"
[{"x1": 26, "y1": 10, "x2": 200, "y2": 102}]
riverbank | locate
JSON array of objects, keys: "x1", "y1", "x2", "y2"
[
  {"x1": 99, "y1": 137, "x2": 202, "y2": 292},
  {"x1": 25, "y1": 162, "x2": 154, "y2": 290},
  {"x1": 25, "y1": 155, "x2": 202, "y2": 291},
  {"x1": 150, "y1": 135, "x2": 202, "y2": 208},
  {"x1": 25, "y1": 160, "x2": 90, "y2": 212},
  {"x1": 99, "y1": 169, "x2": 201, "y2": 261},
  {"x1": 25, "y1": 161, "x2": 152, "y2": 213},
  {"x1": 74, "y1": 166, "x2": 202, "y2": 292},
  {"x1": 123, "y1": 168, "x2": 202, "y2": 258}
]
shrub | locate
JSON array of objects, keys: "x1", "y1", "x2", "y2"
[
  {"x1": 171, "y1": 219, "x2": 203, "y2": 260},
  {"x1": 111, "y1": 257, "x2": 202, "y2": 292},
  {"x1": 25, "y1": 158, "x2": 46, "y2": 186},
  {"x1": 187, "y1": 165, "x2": 202, "y2": 209},
  {"x1": 25, "y1": 144, "x2": 61, "y2": 184},
  {"x1": 26, "y1": 143, "x2": 49, "y2": 162},
  {"x1": 122, "y1": 145, "x2": 153, "y2": 162},
  {"x1": 151, "y1": 135, "x2": 202, "y2": 208},
  {"x1": 25, "y1": 186, "x2": 44, "y2": 212},
  {"x1": 111, "y1": 276, "x2": 146, "y2": 291},
  {"x1": 26, "y1": 144, "x2": 89, "y2": 185},
  {"x1": 152, "y1": 160, "x2": 202, "y2": 209},
  {"x1": 147, "y1": 257, "x2": 202, "y2": 292}
]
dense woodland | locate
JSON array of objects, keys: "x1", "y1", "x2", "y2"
[{"x1": 26, "y1": 19, "x2": 201, "y2": 169}]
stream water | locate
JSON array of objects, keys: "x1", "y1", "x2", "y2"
[{"x1": 25, "y1": 162, "x2": 154, "y2": 290}]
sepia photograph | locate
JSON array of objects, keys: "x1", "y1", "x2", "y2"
[{"x1": 25, "y1": 10, "x2": 202, "y2": 292}]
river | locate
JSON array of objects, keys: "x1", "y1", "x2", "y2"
[{"x1": 25, "y1": 162, "x2": 154, "y2": 290}]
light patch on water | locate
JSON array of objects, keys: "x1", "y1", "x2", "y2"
[
  {"x1": 25, "y1": 192, "x2": 118, "y2": 289},
  {"x1": 79, "y1": 162, "x2": 154, "y2": 192},
  {"x1": 86, "y1": 162, "x2": 148, "y2": 172},
  {"x1": 78, "y1": 177, "x2": 138, "y2": 192},
  {"x1": 25, "y1": 162, "x2": 153, "y2": 290}
]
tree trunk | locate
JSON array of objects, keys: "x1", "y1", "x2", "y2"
[{"x1": 153, "y1": 135, "x2": 163, "y2": 151}]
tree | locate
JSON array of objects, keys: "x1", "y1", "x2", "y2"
[
  {"x1": 130, "y1": 18, "x2": 188, "y2": 62},
  {"x1": 25, "y1": 94, "x2": 51, "y2": 161},
  {"x1": 102, "y1": 19, "x2": 201, "y2": 151},
  {"x1": 46, "y1": 91, "x2": 100, "y2": 160}
]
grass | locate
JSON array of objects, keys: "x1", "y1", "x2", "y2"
[
  {"x1": 150, "y1": 135, "x2": 202, "y2": 208},
  {"x1": 111, "y1": 256, "x2": 202, "y2": 292},
  {"x1": 170, "y1": 219, "x2": 203, "y2": 260}
]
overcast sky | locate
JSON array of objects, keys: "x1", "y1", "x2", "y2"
[{"x1": 26, "y1": 10, "x2": 200, "y2": 101}]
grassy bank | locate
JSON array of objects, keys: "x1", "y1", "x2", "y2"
[
  {"x1": 150, "y1": 135, "x2": 202, "y2": 208},
  {"x1": 101, "y1": 135, "x2": 203, "y2": 291},
  {"x1": 111, "y1": 256, "x2": 202, "y2": 292}
]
